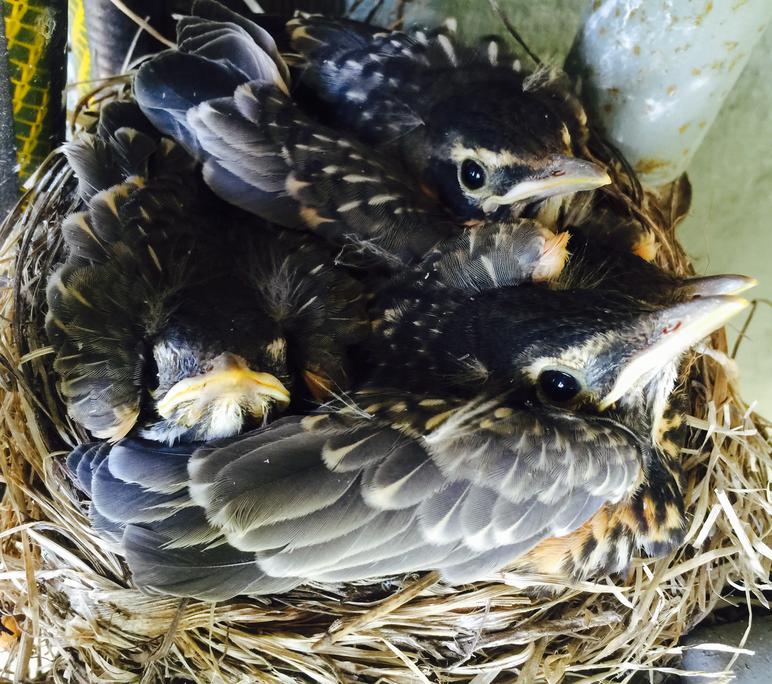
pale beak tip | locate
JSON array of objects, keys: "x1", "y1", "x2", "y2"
[
  {"x1": 739, "y1": 276, "x2": 759, "y2": 293},
  {"x1": 727, "y1": 295, "x2": 752, "y2": 315},
  {"x1": 676, "y1": 294, "x2": 750, "y2": 329},
  {"x1": 683, "y1": 274, "x2": 758, "y2": 298},
  {"x1": 597, "y1": 294, "x2": 749, "y2": 412},
  {"x1": 718, "y1": 294, "x2": 751, "y2": 310},
  {"x1": 256, "y1": 373, "x2": 291, "y2": 406}
]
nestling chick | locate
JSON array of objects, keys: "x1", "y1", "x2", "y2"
[
  {"x1": 133, "y1": 1, "x2": 579, "y2": 271},
  {"x1": 66, "y1": 265, "x2": 749, "y2": 599},
  {"x1": 289, "y1": 13, "x2": 611, "y2": 223},
  {"x1": 47, "y1": 102, "x2": 366, "y2": 443}
]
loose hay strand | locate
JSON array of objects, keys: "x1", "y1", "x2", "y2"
[{"x1": 0, "y1": 86, "x2": 770, "y2": 684}]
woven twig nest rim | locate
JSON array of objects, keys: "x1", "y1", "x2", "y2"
[{"x1": 0, "y1": 78, "x2": 770, "y2": 684}]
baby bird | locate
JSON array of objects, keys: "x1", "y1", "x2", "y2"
[
  {"x1": 66, "y1": 250, "x2": 750, "y2": 599},
  {"x1": 47, "y1": 101, "x2": 366, "y2": 443},
  {"x1": 132, "y1": 0, "x2": 578, "y2": 271},
  {"x1": 287, "y1": 12, "x2": 610, "y2": 224}
]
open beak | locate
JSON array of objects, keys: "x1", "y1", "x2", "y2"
[
  {"x1": 598, "y1": 295, "x2": 749, "y2": 411},
  {"x1": 481, "y1": 157, "x2": 611, "y2": 214},
  {"x1": 157, "y1": 352, "x2": 290, "y2": 419}
]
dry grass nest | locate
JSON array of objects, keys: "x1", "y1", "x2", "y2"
[{"x1": 0, "y1": 83, "x2": 770, "y2": 684}]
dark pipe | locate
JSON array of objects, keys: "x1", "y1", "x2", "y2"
[{"x1": 0, "y1": 3, "x2": 19, "y2": 220}]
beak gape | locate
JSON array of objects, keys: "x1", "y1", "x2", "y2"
[{"x1": 156, "y1": 352, "x2": 291, "y2": 423}]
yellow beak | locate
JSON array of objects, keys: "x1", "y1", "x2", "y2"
[{"x1": 156, "y1": 352, "x2": 290, "y2": 420}]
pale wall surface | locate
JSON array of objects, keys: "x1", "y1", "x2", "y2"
[
  {"x1": 354, "y1": 0, "x2": 771, "y2": 414},
  {"x1": 679, "y1": 25, "x2": 772, "y2": 416}
]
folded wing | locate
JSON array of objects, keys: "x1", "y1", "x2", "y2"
[{"x1": 69, "y1": 393, "x2": 642, "y2": 599}]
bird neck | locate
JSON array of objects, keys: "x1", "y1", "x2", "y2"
[{"x1": 366, "y1": 287, "x2": 508, "y2": 396}]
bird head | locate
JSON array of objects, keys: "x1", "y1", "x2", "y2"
[
  {"x1": 376, "y1": 275, "x2": 750, "y2": 440},
  {"x1": 409, "y1": 81, "x2": 610, "y2": 221},
  {"x1": 479, "y1": 282, "x2": 750, "y2": 438},
  {"x1": 144, "y1": 296, "x2": 292, "y2": 444},
  {"x1": 151, "y1": 351, "x2": 290, "y2": 444}
]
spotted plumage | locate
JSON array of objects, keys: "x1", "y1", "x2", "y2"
[
  {"x1": 287, "y1": 14, "x2": 609, "y2": 224},
  {"x1": 513, "y1": 402, "x2": 688, "y2": 578},
  {"x1": 66, "y1": 267, "x2": 749, "y2": 598},
  {"x1": 58, "y1": 1, "x2": 758, "y2": 597},
  {"x1": 47, "y1": 101, "x2": 366, "y2": 443},
  {"x1": 132, "y1": 1, "x2": 590, "y2": 272}
]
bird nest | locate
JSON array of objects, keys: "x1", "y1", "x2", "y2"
[{"x1": 0, "y1": 90, "x2": 770, "y2": 684}]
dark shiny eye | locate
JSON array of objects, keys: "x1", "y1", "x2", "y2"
[
  {"x1": 460, "y1": 159, "x2": 486, "y2": 190},
  {"x1": 538, "y1": 369, "x2": 582, "y2": 403}
]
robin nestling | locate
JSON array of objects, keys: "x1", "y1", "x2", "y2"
[
  {"x1": 132, "y1": 1, "x2": 589, "y2": 271},
  {"x1": 47, "y1": 101, "x2": 366, "y2": 443},
  {"x1": 66, "y1": 264, "x2": 749, "y2": 599},
  {"x1": 287, "y1": 13, "x2": 610, "y2": 224}
]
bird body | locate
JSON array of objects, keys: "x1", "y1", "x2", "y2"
[
  {"x1": 47, "y1": 101, "x2": 366, "y2": 443},
  {"x1": 67, "y1": 269, "x2": 749, "y2": 598}
]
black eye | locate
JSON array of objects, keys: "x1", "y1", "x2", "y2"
[
  {"x1": 538, "y1": 369, "x2": 582, "y2": 403},
  {"x1": 460, "y1": 159, "x2": 486, "y2": 190}
]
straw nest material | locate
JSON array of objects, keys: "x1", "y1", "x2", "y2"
[{"x1": 0, "y1": 82, "x2": 770, "y2": 684}]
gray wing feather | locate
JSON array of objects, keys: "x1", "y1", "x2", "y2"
[
  {"x1": 225, "y1": 487, "x2": 379, "y2": 553},
  {"x1": 193, "y1": 431, "x2": 357, "y2": 533},
  {"x1": 491, "y1": 497, "x2": 556, "y2": 545},
  {"x1": 107, "y1": 440, "x2": 190, "y2": 494},
  {"x1": 417, "y1": 481, "x2": 471, "y2": 544},
  {"x1": 321, "y1": 426, "x2": 405, "y2": 472},
  {"x1": 310, "y1": 529, "x2": 458, "y2": 583},
  {"x1": 185, "y1": 0, "x2": 290, "y2": 85},
  {"x1": 459, "y1": 486, "x2": 501, "y2": 550},
  {"x1": 188, "y1": 99, "x2": 290, "y2": 193},
  {"x1": 208, "y1": 463, "x2": 354, "y2": 534},
  {"x1": 91, "y1": 456, "x2": 184, "y2": 525},
  {"x1": 257, "y1": 509, "x2": 416, "y2": 577},
  {"x1": 121, "y1": 525, "x2": 297, "y2": 601},
  {"x1": 190, "y1": 82, "x2": 456, "y2": 264},
  {"x1": 439, "y1": 536, "x2": 545, "y2": 584},
  {"x1": 76, "y1": 395, "x2": 642, "y2": 596},
  {"x1": 551, "y1": 493, "x2": 606, "y2": 536},
  {"x1": 149, "y1": 508, "x2": 225, "y2": 549},
  {"x1": 360, "y1": 439, "x2": 446, "y2": 509},
  {"x1": 189, "y1": 417, "x2": 305, "y2": 483},
  {"x1": 67, "y1": 442, "x2": 111, "y2": 497}
]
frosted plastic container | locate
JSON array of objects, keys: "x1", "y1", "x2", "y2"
[{"x1": 568, "y1": 0, "x2": 772, "y2": 186}]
